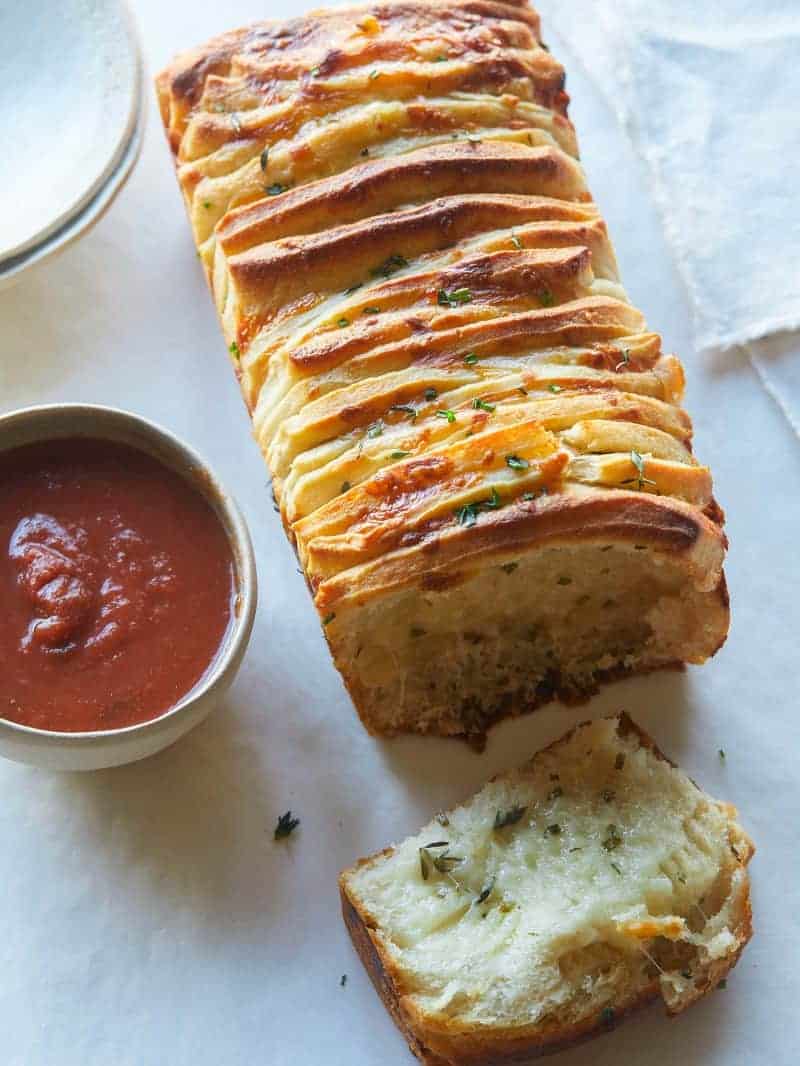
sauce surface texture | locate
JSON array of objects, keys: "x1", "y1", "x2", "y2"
[{"x1": 0, "y1": 438, "x2": 234, "y2": 732}]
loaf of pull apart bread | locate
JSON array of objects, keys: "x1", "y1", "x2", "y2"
[
  {"x1": 157, "y1": 2, "x2": 729, "y2": 739},
  {"x1": 340, "y1": 715, "x2": 754, "y2": 1064}
]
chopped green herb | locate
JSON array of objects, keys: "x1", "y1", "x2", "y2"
[
  {"x1": 464, "y1": 352, "x2": 479, "y2": 365},
  {"x1": 336, "y1": 317, "x2": 350, "y2": 327},
  {"x1": 494, "y1": 805, "x2": 527, "y2": 830},
  {"x1": 390, "y1": 450, "x2": 411, "y2": 459},
  {"x1": 546, "y1": 823, "x2": 561, "y2": 836},
  {"x1": 371, "y1": 253, "x2": 408, "y2": 278},
  {"x1": 389, "y1": 403, "x2": 417, "y2": 420},
  {"x1": 436, "y1": 409, "x2": 456, "y2": 422},
  {"x1": 437, "y1": 287, "x2": 472, "y2": 307},
  {"x1": 676, "y1": 873, "x2": 687, "y2": 885},
  {"x1": 419, "y1": 849, "x2": 430, "y2": 880},
  {"x1": 260, "y1": 147, "x2": 270, "y2": 172},
  {"x1": 340, "y1": 974, "x2": 347, "y2": 987},
  {"x1": 601, "y1": 1007, "x2": 615, "y2": 1027},
  {"x1": 548, "y1": 383, "x2": 562, "y2": 393},
  {"x1": 310, "y1": 66, "x2": 320, "y2": 76},
  {"x1": 501, "y1": 562, "x2": 519, "y2": 575},
  {"x1": 436, "y1": 811, "x2": 450, "y2": 827},
  {"x1": 366, "y1": 420, "x2": 384, "y2": 438},
  {"x1": 424, "y1": 387, "x2": 439, "y2": 401},
  {"x1": 610, "y1": 861, "x2": 623, "y2": 876},
  {"x1": 602, "y1": 824, "x2": 623, "y2": 851},
  {"x1": 360, "y1": 147, "x2": 370, "y2": 157},
  {"x1": 266, "y1": 182, "x2": 288, "y2": 196},
  {"x1": 343, "y1": 283, "x2": 363, "y2": 296},
  {"x1": 476, "y1": 878, "x2": 495, "y2": 905},
  {"x1": 362, "y1": 305, "x2": 381, "y2": 315},
  {"x1": 719, "y1": 748, "x2": 726, "y2": 760},
  {"x1": 539, "y1": 289, "x2": 555, "y2": 307},
  {"x1": 274, "y1": 811, "x2": 300, "y2": 840},
  {"x1": 202, "y1": 200, "x2": 213, "y2": 210},
  {"x1": 472, "y1": 398, "x2": 495, "y2": 413},
  {"x1": 511, "y1": 233, "x2": 523, "y2": 250},
  {"x1": 419, "y1": 843, "x2": 463, "y2": 881},
  {"x1": 228, "y1": 341, "x2": 240, "y2": 357},
  {"x1": 615, "y1": 347, "x2": 631, "y2": 372},
  {"x1": 622, "y1": 450, "x2": 657, "y2": 491},
  {"x1": 522, "y1": 492, "x2": 536, "y2": 501},
  {"x1": 432, "y1": 850, "x2": 464, "y2": 874},
  {"x1": 680, "y1": 969, "x2": 692, "y2": 980},
  {"x1": 369, "y1": 69, "x2": 381, "y2": 80},
  {"x1": 505, "y1": 454, "x2": 529, "y2": 470},
  {"x1": 455, "y1": 487, "x2": 501, "y2": 526},
  {"x1": 433, "y1": 54, "x2": 448, "y2": 62},
  {"x1": 601, "y1": 788, "x2": 615, "y2": 803},
  {"x1": 718, "y1": 979, "x2": 727, "y2": 990},
  {"x1": 322, "y1": 613, "x2": 336, "y2": 625},
  {"x1": 340, "y1": 481, "x2": 351, "y2": 493}
]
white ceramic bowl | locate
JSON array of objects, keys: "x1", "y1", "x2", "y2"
[{"x1": 0, "y1": 404, "x2": 257, "y2": 771}]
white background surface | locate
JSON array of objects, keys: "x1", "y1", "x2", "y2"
[{"x1": 0, "y1": 2, "x2": 797, "y2": 1063}]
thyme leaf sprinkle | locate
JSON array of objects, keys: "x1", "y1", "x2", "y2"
[
  {"x1": 494, "y1": 805, "x2": 527, "y2": 830},
  {"x1": 505, "y1": 454, "x2": 529, "y2": 470},
  {"x1": 274, "y1": 811, "x2": 300, "y2": 840},
  {"x1": 437, "y1": 287, "x2": 472, "y2": 307}
]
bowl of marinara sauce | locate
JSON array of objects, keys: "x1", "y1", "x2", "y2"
[{"x1": 0, "y1": 404, "x2": 257, "y2": 770}]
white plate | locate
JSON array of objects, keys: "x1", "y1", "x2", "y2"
[
  {"x1": 0, "y1": 0, "x2": 142, "y2": 273},
  {"x1": 0, "y1": 101, "x2": 143, "y2": 290}
]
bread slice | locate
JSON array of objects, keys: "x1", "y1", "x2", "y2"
[
  {"x1": 340, "y1": 715, "x2": 754, "y2": 1064},
  {"x1": 156, "y1": 2, "x2": 729, "y2": 740}
]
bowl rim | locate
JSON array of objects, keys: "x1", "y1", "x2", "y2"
[{"x1": 0, "y1": 402, "x2": 257, "y2": 748}]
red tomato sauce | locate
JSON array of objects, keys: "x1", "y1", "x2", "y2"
[{"x1": 0, "y1": 438, "x2": 235, "y2": 732}]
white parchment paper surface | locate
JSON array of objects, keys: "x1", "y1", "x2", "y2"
[{"x1": 0, "y1": 2, "x2": 797, "y2": 1063}]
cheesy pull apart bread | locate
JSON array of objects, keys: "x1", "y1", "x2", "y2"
[
  {"x1": 340, "y1": 715, "x2": 754, "y2": 1064},
  {"x1": 157, "y1": 2, "x2": 729, "y2": 739}
]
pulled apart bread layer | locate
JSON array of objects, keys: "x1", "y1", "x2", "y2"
[
  {"x1": 340, "y1": 715, "x2": 754, "y2": 1065},
  {"x1": 157, "y1": 1, "x2": 729, "y2": 739}
]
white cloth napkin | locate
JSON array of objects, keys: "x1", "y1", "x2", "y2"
[{"x1": 541, "y1": 0, "x2": 800, "y2": 355}]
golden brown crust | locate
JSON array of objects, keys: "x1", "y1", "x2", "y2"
[
  {"x1": 339, "y1": 715, "x2": 755, "y2": 1063},
  {"x1": 157, "y1": 2, "x2": 558, "y2": 150},
  {"x1": 217, "y1": 141, "x2": 590, "y2": 254}
]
